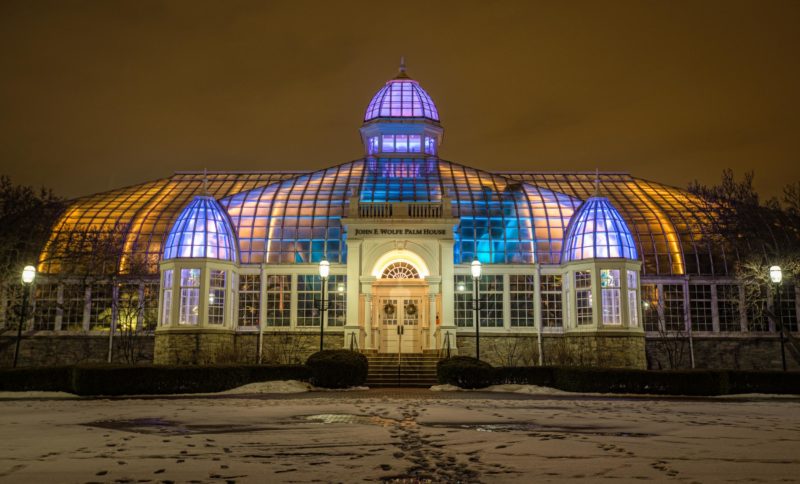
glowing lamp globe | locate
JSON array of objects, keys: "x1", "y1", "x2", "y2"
[
  {"x1": 319, "y1": 259, "x2": 330, "y2": 279},
  {"x1": 21, "y1": 265, "x2": 36, "y2": 285},
  {"x1": 769, "y1": 265, "x2": 782, "y2": 284},
  {"x1": 471, "y1": 259, "x2": 482, "y2": 279}
]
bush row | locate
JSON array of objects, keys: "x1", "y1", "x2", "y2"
[
  {"x1": 0, "y1": 350, "x2": 370, "y2": 395},
  {"x1": 438, "y1": 358, "x2": 800, "y2": 395},
  {"x1": 0, "y1": 364, "x2": 311, "y2": 396}
]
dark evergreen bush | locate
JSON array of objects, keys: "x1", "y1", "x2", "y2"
[
  {"x1": 0, "y1": 366, "x2": 72, "y2": 392},
  {"x1": 0, "y1": 364, "x2": 311, "y2": 396},
  {"x1": 437, "y1": 356, "x2": 494, "y2": 389},
  {"x1": 305, "y1": 350, "x2": 368, "y2": 388}
]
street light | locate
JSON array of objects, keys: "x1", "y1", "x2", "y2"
[
  {"x1": 770, "y1": 265, "x2": 786, "y2": 371},
  {"x1": 471, "y1": 259, "x2": 482, "y2": 360},
  {"x1": 770, "y1": 265, "x2": 783, "y2": 284},
  {"x1": 14, "y1": 265, "x2": 36, "y2": 368},
  {"x1": 318, "y1": 259, "x2": 330, "y2": 352}
]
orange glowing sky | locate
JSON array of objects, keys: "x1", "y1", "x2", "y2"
[{"x1": 1, "y1": 0, "x2": 798, "y2": 200}]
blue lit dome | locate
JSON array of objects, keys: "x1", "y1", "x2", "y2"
[
  {"x1": 163, "y1": 196, "x2": 237, "y2": 261},
  {"x1": 562, "y1": 196, "x2": 638, "y2": 262},
  {"x1": 365, "y1": 69, "x2": 439, "y2": 122}
]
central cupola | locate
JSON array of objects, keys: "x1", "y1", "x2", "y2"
[{"x1": 360, "y1": 59, "x2": 443, "y2": 158}]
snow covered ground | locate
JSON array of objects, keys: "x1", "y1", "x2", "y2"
[{"x1": 0, "y1": 389, "x2": 799, "y2": 482}]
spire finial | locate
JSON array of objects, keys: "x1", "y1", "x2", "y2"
[
  {"x1": 594, "y1": 168, "x2": 601, "y2": 196},
  {"x1": 399, "y1": 56, "x2": 406, "y2": 73},
  {"x1": 203, "y1": 168, "x2": 209, "y2": 196}
]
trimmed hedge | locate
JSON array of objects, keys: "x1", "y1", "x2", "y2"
[
  {"x1": 437, "y1": 356, "x2": 494, "y2": 389},
  {"x1": 0, "y1": 366, "x2": 74, "y2": 392},
  {"x1": 438, "y1": 362, "x2": 800, "y2": 395},
  {"x1": 0, "y1": 364, "x2": 310, "y2": 396},
  {"x1": 306, "y1": 350, "x2": 368, "y2": 388}
]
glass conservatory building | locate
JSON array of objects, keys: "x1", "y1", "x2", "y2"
[{"x1": 10, "y1": 64, "x2": 798, "y2": 369}]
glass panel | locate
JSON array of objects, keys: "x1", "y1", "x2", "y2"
[
  {"x1": 238, "y1": 274, "x2": 261, "y2": 327},
  {"x1": 689, "y1": 284, "x2": 713, "y2": 331},
  {"x1": 575, "y1": 270, "x2": 593, "y2": 325},
  {"x1": 208, "y1": 270, "x2": 225, "y2": 325},
  {"x1": 265, "y1": 275, "x2": 290, "y2": 327}
]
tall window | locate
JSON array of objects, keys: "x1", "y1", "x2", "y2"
[
  {"x1": 117, "y1": 283, "x2": 142, "y2": 331},
  {"x1": 600, "y1": 269, "x2": 621, "y2": 325},
  {"x1": 454, "y1": 275, "x2": 472, "y2": 327},
  {"x1": 746, "y1": 287, "x2": 769, "y2": 332},
  {"x1": 539, "y1": 274, "x2": 562, "y2": 328},
  {"x1": 424, "y1": 136, "x2": 436, "y2": 154},
  {"x1": 90, "y1": 283, "x2": 113, "y2": 331},
  {"x1": 778, "y1": 285, "x2": 798, "y2": 332},
  {"x1": 478, "y1": 275, "x2": 503, "y2": 327},
  {"x1": 509, "y1": 275, "x2": 535, "y2": 327},
  {"x1": 179, "y1": 269, "x2": 200, "y2": 325},
  {"x1": 717, "y1": 284, "x2": 741, "y2": 332},
  {"x1": 368, "y1": 136, "x2": 379, "y2": 154},
  {"x1": 627, "y1": 271, "x2": 638, "y2": 327},
  {"x1": 265, "y1": 275, "x2": 290, "y2": 327},
  {"x1": 575, "y1": 271, "x2": 593, "y2": 325},
  {"x1": 641, "y1": 284, "x2": 660, "y2": 331},
  {"x1": 238, "y1": 274, "x2": 261, "y2": 327},
  {"x1": 663, "y1": 284, "x2": 685, "y2": 331},
  {"x1": 62, "y1": 284, "x2": 86, "y2": 331},
  {"x1": 143, "y1": 283, "x2": 159, "y2": 331},
  {"x1": 689, "y1": 284, "x2": 713, "y2": 331},
  {"x1": 297, "y1": 275, "x2": 347, "y2": 327},
  {"x1": 162, "y1": 270, "x2": 173, "y2": 326},
  {"x1": 208, "y1": 270, "x2": 225, "y2": 325},
  {"x1": 33, "y1": 283, "x2": 59, "y2": 330}
]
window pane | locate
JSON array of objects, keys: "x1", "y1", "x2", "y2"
[{"x1": 238, "y1": 274, "x2": 261, "y2": 327}]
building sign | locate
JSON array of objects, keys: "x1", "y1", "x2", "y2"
[{"x1": 351, "y1": 226, "x2": 450, "y2": 238}]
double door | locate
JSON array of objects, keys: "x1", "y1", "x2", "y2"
[{"x1": 379, "y1": 297, "x2": 422, "y2": 353}]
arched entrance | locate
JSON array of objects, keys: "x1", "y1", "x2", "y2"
[{"x1": 373, "y1": 260, "x2": 429, "y2": 353}]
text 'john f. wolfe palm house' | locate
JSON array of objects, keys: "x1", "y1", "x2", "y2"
[{"x1": 13, "y1": 63, "x2": 799, "y2": 369}]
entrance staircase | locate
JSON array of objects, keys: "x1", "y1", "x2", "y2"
[{"x1": 365, "y1": 352, "x2": 440, "y2": 387}]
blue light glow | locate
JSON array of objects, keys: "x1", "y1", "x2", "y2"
[
  {"x1": 562, "y1": 197, "x2": 638, "y2": 262},
  {"x1": 163, "y1": 196, "x2": 237, "y2": 261}
]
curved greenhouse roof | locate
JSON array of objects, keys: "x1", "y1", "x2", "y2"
[
  {"x1": 562, "y1": 196, "x2": 638, "y2": 262},
  {"x1": 37, "y1": 165, "x2": 751, "y2": 277},
  {"x1": 365, "y1": 79, "x2": 439, "y2": 122},
  {"x1": 162, "y1": 196, "x2": 238, "y2": 262}
]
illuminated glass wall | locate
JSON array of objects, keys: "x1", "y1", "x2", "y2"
[
  {"x1": 562, "y1": 197, "x2": 638, "y2": 262},
  {"x1": 163, "y1": 197, "x2": 237, "y2": 261}
]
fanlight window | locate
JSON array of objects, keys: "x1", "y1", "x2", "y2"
[{"x1": 381, "y1": 262, "x2": 420, "y2": 279}]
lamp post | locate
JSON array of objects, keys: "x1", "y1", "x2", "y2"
[
  {"x1": 471, "y1": 259, "x2": 482, "y2": 360},
  {"x1": 13, "y1": 265, "x2": 36, "y2": 368},
  {"x1": 318, "y1": 259, "x2": 330, "y2": 352},
  {"x1": 769, "y1": 265, "x2": 786, "y2": 371}
]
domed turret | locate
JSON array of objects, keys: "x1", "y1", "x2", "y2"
[
  {"x1": 562, "y1": 196, "x2": 637, "y2": 262},
  {"x1": 163, "y1": 196, "x2": 237, "y2": 262},
  {"x1": 360, "y1": 59, "x2": 443, "y2": 157}
]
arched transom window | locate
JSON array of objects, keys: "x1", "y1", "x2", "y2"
[{"x1": 381, "y1": 261, "x2": 420, "y2": 279}]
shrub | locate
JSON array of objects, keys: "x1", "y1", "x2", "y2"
[
  {"x1": 70, "y1": 365, "x2": 252, "y2": 396},
  {"x1": 0, "y1": 367, "x2": 73, "y2": 392},
  {"x1": 437, "y1": 356, "x2": 494, "y2": 389},
  {"x1": 306, "y1": 350, "x2": 368, "y2": 389},
  {"x1": 494, "y1": 366, "x2": 555, "y2": 387}
]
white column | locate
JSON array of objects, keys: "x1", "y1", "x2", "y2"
[
  {"x1": 428, "y1": 292, "x2": 437, "y2": 350},
  {"x1": 364, "y1": 294, "x2": 373, "y2": 349}
]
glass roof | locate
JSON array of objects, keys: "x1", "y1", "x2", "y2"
[
  {"x1": 562, "y1": 196, "x2": 638, "y2": 262},
  {"x1": 221, "y1": 159, "x2": 578, "y2": 265},
  {"x1": 38, "y1": 168, "x2": 754, "y2": 278},
  {"x1": 163, "y1": 196, "x2": 237, "y2": 261},
  {"x1": 365, "y1": 80, "x2": 439, "y2": 121}
]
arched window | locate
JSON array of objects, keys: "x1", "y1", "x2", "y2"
[{"x1": 381, "y1": 261, "x2": 420, "y2": 279}]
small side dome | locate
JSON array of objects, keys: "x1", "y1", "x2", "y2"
[
  {"x1": 562, "y1": 197, "x2": 637, "y2": 262},
  {"x1": 364, "y1": 62, "x2": 439, "y2": 121},
  {"x1": 163, "y1": 196, "x2": 237, "y2": 262}
]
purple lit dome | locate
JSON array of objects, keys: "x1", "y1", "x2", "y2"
[
  {"x1": 562, "y1": 196, "x2": 638, "y2": 262},
  {"x1": 163, "y1": 196, "x2": 237, "y2": 262},
  {"x1": 365, "y1": 68, "x2": 439, "y2": 121}
]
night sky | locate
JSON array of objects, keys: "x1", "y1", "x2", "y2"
[{"x1": 1, "y1": 0, "x2": 798, "y2": 200}]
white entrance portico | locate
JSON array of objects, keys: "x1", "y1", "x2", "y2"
[{"x1": 343, "y1": 197, "x2": 458, "y2": 354}]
